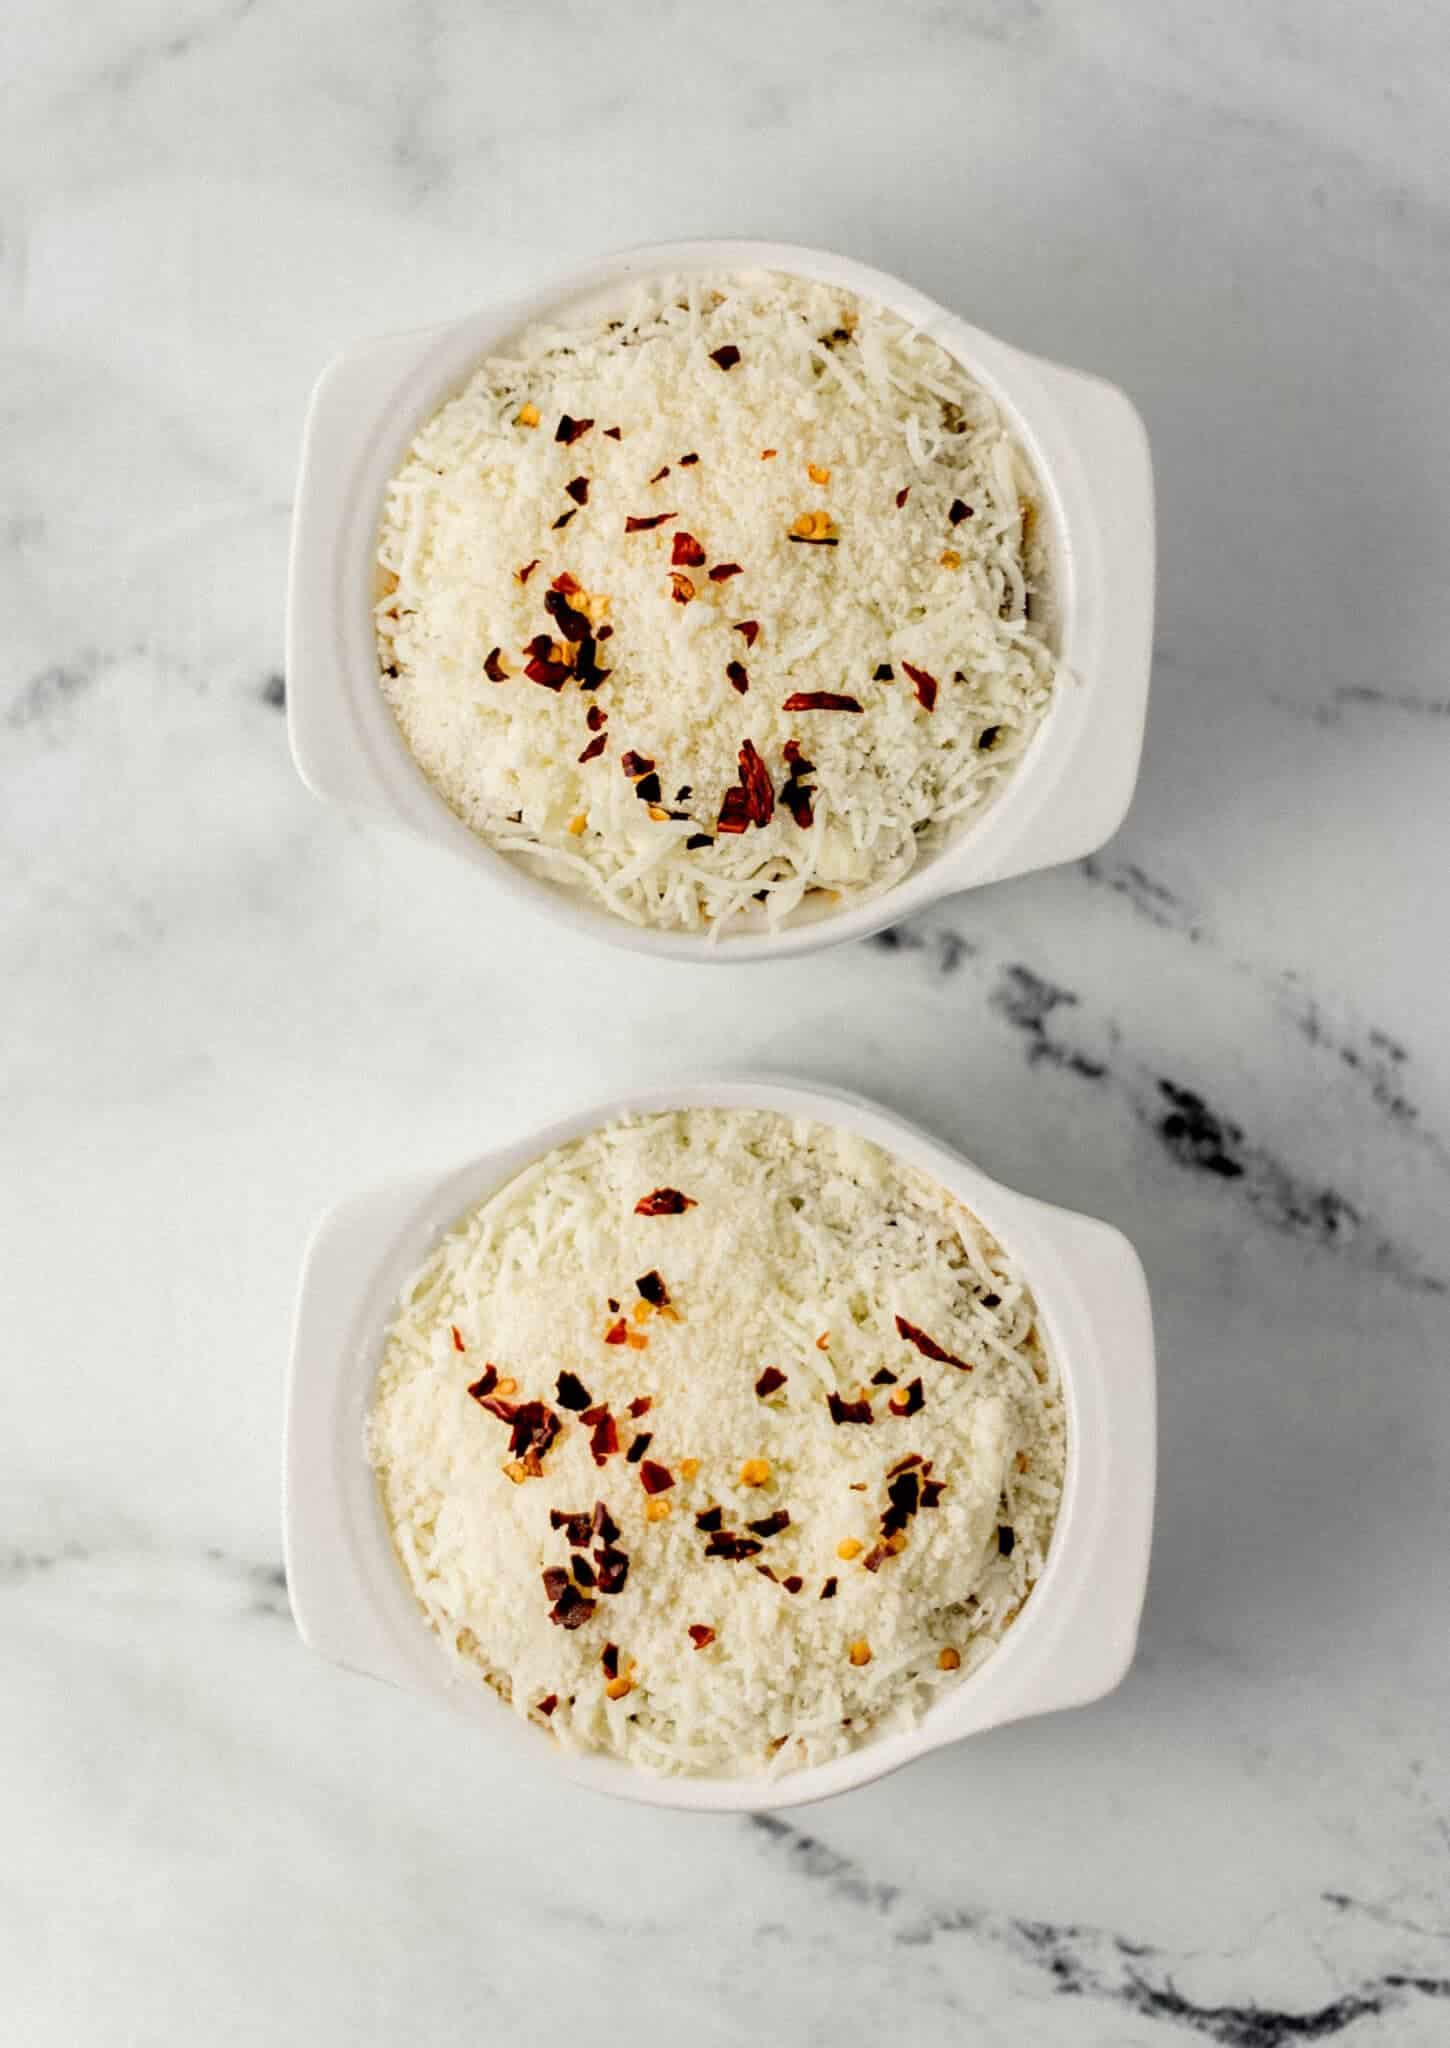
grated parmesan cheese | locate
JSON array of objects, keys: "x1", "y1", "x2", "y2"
[
  {"x1": 376, "y1": 273, "x2": 1059, "y2": 933},
  {"x1": 367, "y1": 1110, "x2": 1066, "y2": 1777}
]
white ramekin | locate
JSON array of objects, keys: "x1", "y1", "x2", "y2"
[
  {"x1": 283, "y1": 1078, "x2": 1155, "y2": 1812},
  {"x1": 286, "y1": 240, "x2": 1154, "y2": 962}
]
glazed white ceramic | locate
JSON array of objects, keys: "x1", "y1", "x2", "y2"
[
  {"x1": 286, "y1": 240, "x2": 1155, "y2": 960},
  {"x1": 284, "y1": 1078, "x2": 1155, "y2": 1812}
]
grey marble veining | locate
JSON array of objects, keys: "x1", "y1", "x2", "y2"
[{"x1": 3, "y1": 2, "x2": 1449, "y2": 2041}]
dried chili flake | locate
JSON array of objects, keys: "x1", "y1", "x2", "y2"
[
  {"x1": 621, "y1": 752, "x2": 656, "y2": 779},
  {"x1": 870, "y1": 1367, "x2": 898, "y2": 1386},
  {"x1": 884, "y1": 1468, "x2": 922, "y2": 1532},
  {"x1": 755, "y1": 1563, "x2": 778, "y2": 1583},
  {"x1": 627, "y1": 1395, "x2": 653, "y2": 1419},
  {"x1": 572, "y1": 1554, "x2": 597, "y2": 1589},
  {"x1": 524, "y1": 654, "x2": 570, "y2": 689},
  {"x1": 585, "y1": 704, "x2": 606, "y2": 733},
  {"x1": 550, "y1": 1583, "x2": 596, "y2": 1630},
  {"x1": 595, "y1": 1547, "x2": 629, "y2": 1594},
  {"x1": 687, "y1": 1624, "x2": 715, "y2": 1650},
  {"x1": 888, "y1": 1376, "x2": 925, "y2": 1417},
  {"x1": 679, "y1": 451, "x2": 699, "y2": 465},
  {"x1": 895, "y1": 487, "x2": 910, "y2": 509},
  {"x1": 450, "y1": 1324, "x2": 466, "y2": 1352},
  {"x1": 781, "y1": 691, "x2": 862, "y2": 713},
  {"x1": 887, "y1": 1453, "x2": 924, "y2": 1477},
  {"x1": 977, "y1": 726, "x2": 1001, "y2": 753},
  {"x1": 551, "y1": 510, "x2": 576, "y2": 531},
  {"x1": 949, "y1": 499, "x2": 974, "y2": 524},
  {"x1": 537, "y1": 1693, "x2": 558, "y2": 1716},
  {"x1": 556, "y1": 1370, "x2": 592, "y2": 1412},
  {"x1": 671, "y1": 531, "x2": 706, "y2": 567},
  {"x1": 649, "y1": 465, "x2": 671, "y2": 484},
  {"x1": 894, "y1": 1313, "x2": 971, "y2": 1370},
  {"x1": 754, "y1": 1366, "x2": 787, "y2": 1399},
  {"x1": 596, "y1": 623, "x2": 614, "y2": 641},
  {"x1": 577, "y1": 733, "x2": 608, "y2": 764},
  {"x1": 625, "y1": 512, "x2": 675, "y2": 532},
  {"x1": 685, "y1": 832, "x2": 714, "y2": 850},
  {"x1": 827, "y1": 1392, "x2": 874, "y2": 1426},
  {"x1": 604, "y1": 426, "x2": 622, "y2": 440},
  {"x1": 694, "y1": 1507, "x2": 724, "y2": 1536},
  {"x1": 738, "y1": 738, "x2": 774, "y2": 826},
  {"x1": 588, "y1": 1410, "x2": 620, "y2": 1465},
  {"x1": 733, "y1": 620, "x2": 760, "y2": 647},
  {"x1": 541, "y1": 1566, "x2": 572, "y2": 1602},
  {"x1": 544, "y1": 587, "x2": 591, "y2": 640},
  {"x1": 715, "y1": 784, "x2": 750, "y2": 835},
  {"x1": 564, "y1": 477, "x2": 590, "y2": 507},
  {"x1": 604, "y1": 1318, "x2": 629, "y2": 1345},
  {"x1": 782, "y1": 1576, "x2": 804, "y2": 1595},
  {"x1": 921, "y1": 1478, "x2": 945, "y2": 1509},
  {"x1": 516, "y1": 558, "x2": 540, "y2": 584},
  {"x1": 600, "y1": 1641, "x2": 620, "y2": 1680},
  {"x1": 820, "y1": 1576, "x2": 838, "y2": 1600},
  {"x1": 669, "y1": 572, "x2": 696, "y2": 605},
  {"x1": 861, "y1": 1543, "x2": 891, "y2": 1574},
  {"x1": 550, "y1": 1508, "x2": 594, "y2": 1547},
  {"x1": 634, "y1": 1271, "x2": 668, "y2": 1307},
  {"x1": 707, "y1": 562, "x2": 743, "y2": 582},
  {"x1": 726, "y1": 660, "x2": 749, "y2": 695},
  {"x1": 746, "y1": 1509, "x2": 790, "y2": 1539},
  {"x1": 634, "y1": 1188, "x2": 697, "y2": 1215},
  {"x1": 592, "y1": 1500, "x2": 620, "y2": 1545},
  {"x1": 466, "y1": 1366, "x2": 499, "y2": 1403},
  {"x1": 484, "y1": 647, "x2": 510, "y2": 682},
  {"x1": 555, "y1": 414, "x2": 594, "y2": 445},
  {"x1": 633, "y1": 773, "x2": 663, "y2": 805},
  {"x1": 873, "y1": 663, "x2": 894, "y2": 682},
  {"x1": 709, "y1": 344, "x2": 741, "y2": 371},
  {"x1": 998, "y1": 1525, "x2": 1015, "y2": 1556},
  {"x1": 782, "y1": 739, "x2": 813, "y2": 770},
  {"x1": 639, "y1": 1460, "x2": 675, "y2": 1495},
  {"x1": 625, "y1": 1432, "x2": 653, "y2": 1465},
  {"x1": 901, "y1": 663, "x2": 939, "y2": 712},
  {"x1": 505, "y1": 1401, "x2": 562, "y2": 1462},
  {"x1": 704, "y1": 1530, "x2": 763, "y2": 1561},
  {"x1": 552, "y1": 571, "x2": 581, "y2": 594}
]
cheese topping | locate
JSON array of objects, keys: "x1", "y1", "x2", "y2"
[
  {"x1": 376, "y1": 273, "x2": 1059, "y2": 933},
  {"x1": 367, "y1": 1110, "x2": 1066, "y2": 1777}
]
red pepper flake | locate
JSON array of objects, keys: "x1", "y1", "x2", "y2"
[
  {"x1": 620, "y1": 751, "x2": 656, "y2": 779},
  {"x1": 709, "y1": 344, "x2": 741, "y2": 370},
  {"x1": 738, "y1": 738, "x2": 774, "y2": 826},
  {"x1": 694, "y1": 1506, "x2": 724, "y2": 1533},
  {"x1": 998, "y1": 1525, "x2": 1015, "y2": 1556},
  {"x1": 596, "y1": 623, "x2": 614, "y2": 641},
  {"x1": 783, "y1": 739, "x2": 813, "y2": 771},
  {"x1": 949, "y1": 499, "x2": 974, "y2": 524},
  {"x1": 649, "y1": 465, "x2": 671, "y2": 484},
  {"x1": 715, "y1": 784, "x2": 750, "y2": 835},
  {"x1": 577, "y1": 733, "x2": 608, "y2": 764},
  {"x1": 635, "y1": 1188, "x2": 697, "y2": 1215},
  {"x1": 755, "y1": 1564, "x2": 778, "y2": 1583},
  {"x1": 565, "y1": 476, "x2": 590, "y2": 506},
  {"x1": 707, "y1": 562, "x2": 743, "y2": 582},
  {"x1": 541, "y1": 1566, "x2": 572, "y2": 1602},
  {"x1": 782, "y1": 1576, "x2": 804, "y2": 1595},
  {"x1": 625, "y1": 512, "x2": 675, "y2": 532},
  {"x1": 901, "y1": 663, "x2": 939, "y2": 713},
  {"x1": 733, "y1": 620, "x2": 760, "y2": 647},
  {"x1": 894, "y1": 1313, "x2": 972, "y2": 1370},
  {"x1": 635, "y1": 1271, "x2": 669, "y2": 1306},
  {"x1": 501, "y1": 1400, "x2": 562, "y2": 1463},
  {"x1": 754, "y1": 1366, "x2": 787, "y2": 1399},
  {"x1": 977, "y1": 726, "x2": 1001, "y2": 752},
  {"x1": 552, "y1": 571, "x2": 581, "y2": 594},
  {"x1": 550, "y1": 1508, "x2": 594, "y2": 1547},
  {"x1": 888, "y1": 1376, "x2": 925, "y2": 1417},
  {"x1": 627, "y1": 1395, "x2": 653, "y2": 1419},
  {"x1": 895, "y1": 487, "x2": 910, "y2": 509},
  {"x1": 883, "y1": 1468, "x2": 922, "y2": 1534},
  {"x1": 638, "y1": 1460, "x2": 675, "y2": 1495},
  {"x1": 555, "y1": 1370, "x2": 592, "y2": 1412},
  {"x1": 781, "y1": 691, "x2": 862, "y2": 713},
  {"x1": 524, "y1": 655, "x2": 570, "y2": 689},
  {"x1": 671, "y1": 531, "x2": 706, "y2": 567},
  {"x1": 544, "y1": 587, "x2": 592, "y2": 641},
  {"x1": 873, "y1": 663, "x2": 894, "y2": 681},
  {"x1": 592, "y1": 1500, "x2": 620, "y2": 1545},
  {"x1": 607, "y1": 1298, "x2": 620, "y2": 1314},
  {"x1": 726, "y1": 660, "x2": 749, "y2": 695},
  {"x1": 704, "y1": 1531, "x2": 763, "y2": 1561},
  {"x1": 537, "y1": 1693, "x2": 558, "y2": 1716},
  {"x1": 679, "y1": 452, "x2": 699, "y2": 465},
  {"x1": 604, "y1": 426, "x2": 622, "y2": 440},
  {"x1": 552, "y1": 509, "x2": 576, "y2": 531},
  {"x1": 548, "y1": 1582, "x2": 596, "y2": 1630},
  {"x1": 516, "y1": 558, "x2": 540, "y2": 584},
  {"x1": 861, "y1": 1543, "x2": 891, "y2": 1574},
  {"x1": 586, "y1": 704, "x2": 606, "y2": 732},
  {"x1": 587, "y1": 1409, "x2": 620, "y2": 1465},
  {"x1": 555, "y1": 414, "x2": 594, "y2": 445},
  {"x1": 746, "y1": 1509, "x2": 790, "y2": 1539},
  {"x1": 484, "y1": 647, "x2": 509, "y2": 682},
  {"x1": 604, "y1": 1317, "x2": 629, "y2": 1345},
  {"x1": 633, "y1": 772, "x2": 662, "y2": 803},
  {"x1": 451, "y1": 1325, "x2": 466, "y2": 1352},
  {"x1": 669, "y1": 571, "x2": 696, "y2": 604},
  {"x1": 827, "y1": 1392, "x2": 874, "y2": 1426},
  {"x1": 595, "y1": 1547, "x2": 629, "y2": 1594},
  {"x1": 888, "y1": 1453, "x2": 924, "y2": 1477},
  {"x1": 687, "y1": 1624, "x2": 715, "y2": 1650},
  {"x1": 466, "y1": 1366, "x2": 499, "y2": 1403},
  {"x1": 625, "y1": 1431, "x2": 653, "y2": 1464},
  {"x1": 601, "y1": 1641, "x2": 620, "y2": 1679},
  {"x1": 870, "y1": 1367, "x2": 898, "y2": 1386},
  {"x1": 572, "y1": 1554, "x2": 596, "y2": 1589},
  {"x1": 820, "y1": 1576, "x2": 838, "y2": 1600},
  {"x1": 685, "y1": 832, "x2": 714, "y2": 849},
  {"x1": 921, "y1": 1478, "x2": 946, "y2": 1509}
]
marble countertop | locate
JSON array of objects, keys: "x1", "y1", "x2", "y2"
[{"x1": 5, "y1": 2, "x2": 1448, "y2": 2041}]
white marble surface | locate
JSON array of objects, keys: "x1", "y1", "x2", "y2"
[{"x1": 5, "y1": 2, "x2": 1449, "y2": 2041}]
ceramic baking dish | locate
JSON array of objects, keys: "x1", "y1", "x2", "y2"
[
  {"x1": 283, "y1": 1077, "x2": 1155, "y2": 1812},
  {"x1": 286, "y1": 240, "x2": 1155, "y2": 961}
]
